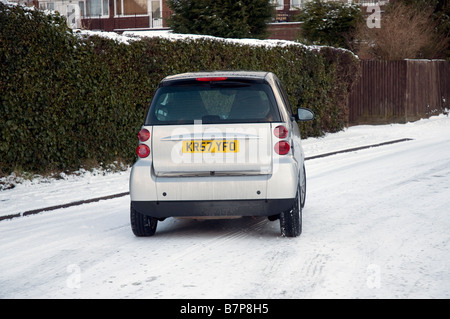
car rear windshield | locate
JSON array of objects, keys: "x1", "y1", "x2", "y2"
[{"x1": 145, "y1": 79, "x2": 281, "y2": 125}]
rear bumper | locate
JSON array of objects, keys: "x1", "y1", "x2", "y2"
[
  {"x1": 131, "y1": 199, "x2": 293, "y2": 219},
  {"x1": 129, "y1": 157, "x2": 300, "y2": 202}
]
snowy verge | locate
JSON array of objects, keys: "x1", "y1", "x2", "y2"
[{"x1": 0, "y1": 167, "x2": 131, "y2": 218}]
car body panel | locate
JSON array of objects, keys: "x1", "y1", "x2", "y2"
[{"x1": 151, "y1": 123, "x2": 273, "y2": 177}]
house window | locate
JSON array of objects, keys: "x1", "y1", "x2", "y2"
[
  {"x1": 39, "y1": 1, "x2": 55, "y2": 11},
  {"x1": 290, "y1": 0, "x2": 302, "y2": 10},
  {"x1": 79, "y1": 1, "x2": 85, "y2": 17},
  {"x1": 86, "y1": 0, "x2": 109, "y2": 17},
  {"x1": 272, "y1": 0, "x2": 284, "y2": 10},
  {"x1": 115, "y1": 0, "x2": 148, "y2": 16}
]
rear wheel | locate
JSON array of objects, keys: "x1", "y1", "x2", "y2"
[
  {"x1": 279, "y1": 184, "x2": 302, "y2": 237},
  {"x1": 130, "y1": 204, "x2": 158, "y2": 237},
  {"x1": 300, "y1": 164, "x2": 306, "y2": 208}
]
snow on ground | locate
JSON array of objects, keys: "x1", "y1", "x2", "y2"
[{"x1": 0, "y1": 114, "x2": 449, "y2": 299}]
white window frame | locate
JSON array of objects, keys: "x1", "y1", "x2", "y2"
[
  {"x1": 290, "y1": 0, "x2": 303, "y2": 10},
  {"x1": 114, "y1": 0, "x2": 151, "y2": 17},
  {"x1": 84, "y1": 0, "x2": 109, "y2": 18},
  {"x1": 39, "y1": 1, "x2": 55, "y2": 11},
  {"x1": 272, "y1": 0, "x2": 284, "y2": 10}
]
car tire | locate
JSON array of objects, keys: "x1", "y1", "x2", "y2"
[
  {"x1": 279, "y1": 184, "x2": 302, "y2": 237},
  {"x1": 130, "y1": 204, "x2": 158, "y2": 237},
  {"x1": 300, "y1": 164, "x2": 306, "y2": 208}
]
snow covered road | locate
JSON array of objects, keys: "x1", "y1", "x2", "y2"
[{"x1": 1, "y1": 115, "x2": 449, "y2": 299}]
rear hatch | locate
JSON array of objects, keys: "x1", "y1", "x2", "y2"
[
  {"x1": 146, "y1": 76, "x2": 282, "y2": 177},
  {"x1": 152, "y1": 123, "x2": 273, "y2": 176}
]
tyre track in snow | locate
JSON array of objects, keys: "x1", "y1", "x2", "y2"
[
  {"x1": 81, "y1": 216, "x2": 278, "y2": 298},
  {"x1": 148, "y1": 218, "x2": 269, "y2": 268},
  {"x1": 0, "y1": 138, "x2": 412, "y2": 222}
]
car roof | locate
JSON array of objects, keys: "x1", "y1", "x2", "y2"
[{"x1": 161, "y1": 71, "x2": 272, "y2": 83}]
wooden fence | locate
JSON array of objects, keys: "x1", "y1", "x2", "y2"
[{"x1": 347, "y1": 60, "x2": 450, "y2": 125}]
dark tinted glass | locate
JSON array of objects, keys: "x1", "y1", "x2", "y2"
[{"x1": 145, "y1": 81, "x2": 280, "y2": 125}]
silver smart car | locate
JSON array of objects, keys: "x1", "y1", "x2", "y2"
[{"x1": 129, "y1": 71, "x2": 314, "y2": 237}]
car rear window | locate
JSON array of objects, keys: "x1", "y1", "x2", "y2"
[{"x1": 145, "y1": 80, "x2": 281, "y2": 125}]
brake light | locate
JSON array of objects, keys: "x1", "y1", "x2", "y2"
[
  {"x1": 196, "y1": 77, "x2": 228, "y2": 82},
  {"x1": 138, "y1": 128, "x2": 150, "y2": 142},
  {"x1": 275, "y1": 141, "x2": 290, "y2": 155},
  {"x1": 136, "y1": 144, "x2": 150, "y2": 158},
  {"x1": 274, "y1": 125, "x2": 288, "y2": 139}
]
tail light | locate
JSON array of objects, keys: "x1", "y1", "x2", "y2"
[
  {"x1": 275, "y1": 141, "x2": 290, "y2": 155},
  {"x1": 274, "y1": 125, "x2": 290, "y2": 155},
  {"x1": 137, "y1": 128, "x2": 150, "y2": 158},
  {"x1": 274, "y1": 125, "x2": 288, "y2": 138},
  {"x1": 136, "y1": 144, "x2": 150, "y2": 158},
  {"x1": 138, "y1": 128, "x2": 150, "y2": 142}
]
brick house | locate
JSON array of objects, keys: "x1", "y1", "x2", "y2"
[
  {"x1": 11, "y1": 1, "x2": 388, "y2": 40},
  {"x1": 30, "y1": 0, "x2": 171, "y2": 31},
  {"x1": 12, "y1": 1, "x2": 387, "y2": 34},
  {"x1": 13, "y1": 0, "x2": 306, "y2": 37},
  {"x1": 15, "y1": 1, "x2": 387, "y2": 40}
]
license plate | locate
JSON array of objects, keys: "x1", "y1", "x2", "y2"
[{"x1": 182, "y1": 140, "x2": 239, "y2": 153}]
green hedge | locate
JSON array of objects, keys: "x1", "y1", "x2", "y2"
[{"x1": 0, "y1": 4, "x2": 359, "y2": 176}]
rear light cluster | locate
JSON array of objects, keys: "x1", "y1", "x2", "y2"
[
  {"x1": 137, "y1": 128, "x2": 150, "y2": 158},
  {"x1": 274, "y1": 125, "x2": 290, "y2": 155}
]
